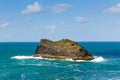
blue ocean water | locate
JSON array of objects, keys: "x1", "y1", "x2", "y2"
[{"x1": 0, "y1": 42, "x2": 120, "y2": 80}]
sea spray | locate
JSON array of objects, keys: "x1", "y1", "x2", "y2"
[{"x1": 91, "y1": 56, "x2": 105, "y2": 62}]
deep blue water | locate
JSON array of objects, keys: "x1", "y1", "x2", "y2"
[{"x1": 0, "y1": 42, "x2": 120, "y2": 80}]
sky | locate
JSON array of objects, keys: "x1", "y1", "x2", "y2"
[{"x1": 0, "y1": 0, "x2": 120, "y2": 42}]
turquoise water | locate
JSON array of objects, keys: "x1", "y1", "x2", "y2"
[{"x1": 0, "y1": 42, "x2": 120, "y2": 80}]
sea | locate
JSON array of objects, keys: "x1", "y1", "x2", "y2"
[{"x1": 0, "y1": 42, "x2": 120, "y2": 80}]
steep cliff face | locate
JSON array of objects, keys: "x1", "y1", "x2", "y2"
[{"x1": 34, "y1": 39, "x2": 94, "y2": 60}]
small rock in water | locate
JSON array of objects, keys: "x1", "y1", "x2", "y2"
[{"x1": 34, "y1": 39, "x2": 94, "y2": 60}]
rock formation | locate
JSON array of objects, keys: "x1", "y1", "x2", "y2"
[{"x1": 34, "y1": 39, "x2": 94, "y2": 60}]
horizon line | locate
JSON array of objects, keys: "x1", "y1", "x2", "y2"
[{"x1": 0, "y1": 41, "x2": 120, "y2": 42}]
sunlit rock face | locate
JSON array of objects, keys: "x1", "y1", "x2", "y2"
[{"x1": 34, "y1": 39, "x2": 94, "y2": 60}]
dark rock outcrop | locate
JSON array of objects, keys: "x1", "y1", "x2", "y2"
[{"x1": 34, "y1": 39, "x2": 94, "y2": 60}]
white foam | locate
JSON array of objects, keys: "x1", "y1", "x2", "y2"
[
  {"x1": 64, "y1": 56, "x2": 105, "y2": 62},
  {"x1": 11, "y1": 55, "x2": 56, "y2": 60},
  {"x1": 91, "y1": 56, "x2": 105, "y2": 62},
  {"x1": 11, "y1": 55, "x2": 43, "y2": 60},
  {"x1": 11, "y1": 55, "x2": 105, "y2": 62},
  {"x1": 75, "y1": 60, "x2": 86, "y2": 62},
  {"x1": 74, "y1": 56, "x2": 105, "y2": 62},
  {"x1": 63, "y1": 58, "x2": 74, "y2": 61}
]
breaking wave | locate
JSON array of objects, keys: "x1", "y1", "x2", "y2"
[
  {"x1": 11, "y1": 55, "x2": 105, "y2": 62},
  {"x1": 91, "y1": 56, "x2": 105, "y2": 62}
]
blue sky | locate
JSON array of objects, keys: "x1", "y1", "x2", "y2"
[{"x1": 0, "y1": 0, "x2": 120, "y2": 42}]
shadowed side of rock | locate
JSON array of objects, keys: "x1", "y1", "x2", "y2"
[{"x1": 34, "y1": 39, "x2": 94, "y2": 60}]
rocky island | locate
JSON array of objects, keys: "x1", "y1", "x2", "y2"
[{"x1": 34, "y1": 39, "x2": 94, "y2": 60}]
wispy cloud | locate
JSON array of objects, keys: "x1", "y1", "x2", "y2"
[
  {"x1": 0, "y1": 16, "x2": 11, "y2": 20},
  {"x1": 106, "y1": 3, "x2": 120, "y2": 14},
  {"x1": 50, "y1": 3, "x2": 70, "y2": 14},
  {"x1": 21, "y1": 1, "x2": 42, "y2": 14},
  {"x1": 33, "y1": 25, "x2": 56, "y2": 34},
  {"x1": 47, "y1": 25, "x2": 56, "y2": 33},
  {"x1": 0, "y1": 23, "x2": 10, "y2": 28},
  {"x1": 75, "y1": 16, "x2": 89, "y2": 23}
]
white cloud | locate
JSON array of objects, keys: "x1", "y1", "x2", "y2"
[
  {"x1": 51, "y1": 3, "x2": 70, "y2": 14},
  {"x1": 47, "y1": 25, "x2": 56, "y2": 33},
  {"x1": 22, "y1": 1, "x2": 42, "y2": 14},
  {"x1": 0, "y1": 23, "x2": 10, "y2": 28},
  {"x1": 75, "y1": 17, "x2": 89, "y2": 23},
  {"x1": 106, "y1": 3, "x2": 120, "y2": 14}
]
